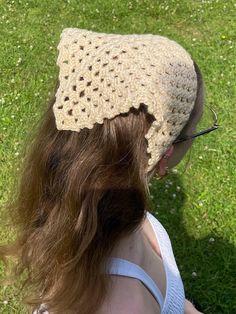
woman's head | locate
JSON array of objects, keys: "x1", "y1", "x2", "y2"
[{"x1": 54, "y1": 28, "x2": 198, "y2": 175}]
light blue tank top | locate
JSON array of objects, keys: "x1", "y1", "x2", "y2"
[{"x1": 32, "y1": 211, "x2": 185, "y2": 314}]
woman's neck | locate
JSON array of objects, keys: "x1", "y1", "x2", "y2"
[{"x1": 109, "y1": 220, "x2": 149, "y2": 265}]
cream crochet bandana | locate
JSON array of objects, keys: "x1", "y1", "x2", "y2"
[{"x1": 53, "y1": 28, "x2": 198, "y2": 173}]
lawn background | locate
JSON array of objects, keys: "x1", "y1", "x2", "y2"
[{"x1": 0, "y1": 0, "x2": 235, "y2": 313}]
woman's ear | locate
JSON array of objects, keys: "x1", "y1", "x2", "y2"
[{"x1": 157, "y1": 145, "x2": 174, "y2": 176}]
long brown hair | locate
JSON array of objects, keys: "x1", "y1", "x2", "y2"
[{"x1": 0, "y1": 60, "x2": 202, "y2": 314}]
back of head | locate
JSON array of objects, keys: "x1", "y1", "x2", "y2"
[{"x1": 0, "y1": 28, "x2": 202, "y2": 314}]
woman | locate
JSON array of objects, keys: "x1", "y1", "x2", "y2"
[{"x1": 0, "y1": 28, "x2": 217, "y2": 314}]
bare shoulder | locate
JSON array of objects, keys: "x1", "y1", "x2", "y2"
[{"x1": 95, "y1": 275, "x2": 161, "y2": 314}]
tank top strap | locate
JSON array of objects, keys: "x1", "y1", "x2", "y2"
[{"x1": 106, "y1": 257, "x2": 164, "y2": 311}]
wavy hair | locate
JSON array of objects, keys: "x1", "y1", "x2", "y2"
[{"x1": 0, "y1": 60, "x2": 203, "y2": 314}]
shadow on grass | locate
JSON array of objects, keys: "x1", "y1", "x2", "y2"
[{"x1": 149, "y1": 173, "x2": 235, "y2": 314}]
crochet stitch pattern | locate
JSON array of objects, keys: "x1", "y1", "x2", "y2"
[{"x1": 53, "y1": 28, "x2": 198, "y2": 173}]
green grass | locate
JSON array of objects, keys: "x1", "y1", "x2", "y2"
[{"x1": 0, "y1": 0, "x2": 235, "y2": 313}]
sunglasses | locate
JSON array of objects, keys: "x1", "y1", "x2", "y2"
[{"x1": 172, "y1": 104, "x2": 220, "y2": 144}]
